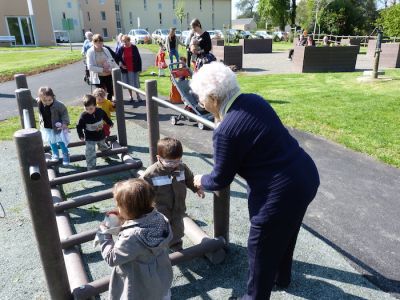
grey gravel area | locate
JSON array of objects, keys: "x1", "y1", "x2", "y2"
[{"x1": 0, "y1": 119, "x2": 397, "y2": 300}]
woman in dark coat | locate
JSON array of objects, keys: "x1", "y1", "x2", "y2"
[
  {"x1": 191, "y1": 62, "x2": 320, "y2": 300},
  {"x1": 116, "y1": 35, "x2": 142, "y2": 102},
  {"x1": 189, "y1": 18, "x2": 215, "y2": 70}
]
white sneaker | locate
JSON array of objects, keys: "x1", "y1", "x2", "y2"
[{"x1": 50, "y1": 155, "x2": 59, "y2": 163}]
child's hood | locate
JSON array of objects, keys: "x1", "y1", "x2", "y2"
[{"x1": 123, "y1": 209, "x2": 172, "y2": 250}]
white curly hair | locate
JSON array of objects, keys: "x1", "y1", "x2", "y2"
[
  {"x1": 190, "y1": 62, "x2": 240, "y2": 107},
  {"x1": 85, "y1": 31, "x2": 93, "y2": 39}
]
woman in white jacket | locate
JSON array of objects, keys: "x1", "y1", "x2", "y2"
[{"x1": 86, "y1": 34, "x2": 118, "y2": 100}]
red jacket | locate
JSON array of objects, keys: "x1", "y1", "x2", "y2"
[{"x1": 155, "y1": 50, "x2": 167, "y2": 69}]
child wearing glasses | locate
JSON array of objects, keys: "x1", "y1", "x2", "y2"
[{"x1": 140, "y1": 137, "x2": 204, "y2": 250}]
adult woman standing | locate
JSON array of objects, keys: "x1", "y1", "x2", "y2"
[
  {"x1": 116, "y1": 35, "x2": 142, "y2": 102},
  {"x1": 165, "y1": 27, "x2": 184, "y2": 64},
  {"x1": 189, "y1": 18, "x2": 215, "y2": 70},
  {"x1": 191, "y1": 62, "x2": 320, "y2": 300},
  {"x1": 86, "y1": 34, "x2": 118, "y2": 100}
]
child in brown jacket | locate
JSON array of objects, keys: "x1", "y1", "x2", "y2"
[{"x1": 140, "y1": 137, "x2": 205, "y2": 250}]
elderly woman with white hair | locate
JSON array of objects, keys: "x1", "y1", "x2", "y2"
[
  {"x1": 81, "y1": 31, "x2": 93, "y2": 56},
  {"x1": 191, "y1": 62, "x2": 320, "y2": 300}
]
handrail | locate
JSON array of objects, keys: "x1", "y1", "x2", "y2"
[
  {"x1": 151, "y1": 95, "x2": 216, "y2": 130},
  {"x1": 117, "y1": 80, "x2": 146, "y2": 96},
  {"x1": 116, "y1": 80, "x2": 215, "y2": 130}
]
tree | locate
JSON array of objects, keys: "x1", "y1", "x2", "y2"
[
  {"x1": 296, "y1": 0, "x2": 314, "y2": 31},
  {"x1": 318, "y1": 0, "x2": 377, "y2": 35},
  {"x1": 376, "y1": 3, "x2": 400, "y2": 36},
  {"x1": 290, "y1": 0, "x2": 297, "y2": 26},
  {"x1": 258, "y1": 0, "x2": 290, "y2": 30},
  {"x1": 236, "y1": 0, "x2": 258, "y2": 16},
  {"x1": 175, "y1": 0, "x2": 185, "y2": 31}
]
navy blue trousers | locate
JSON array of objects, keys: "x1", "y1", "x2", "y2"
[
  {"x1": 242, "y1": 205, "x2": 307, "y2": 300},
  {"x1": 243, "y1": 154, "x2": 319, "y2": 299}
]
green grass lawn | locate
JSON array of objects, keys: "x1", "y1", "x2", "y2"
[
  {"x1": 0, "y1": 46, "x2": 58, "y2": 51},
  {"x1": 0, "y1": 48, "x2": 82, "y2": 82},
  {"x1": 0, "y1": 106, "x2": 83, "y2": 141}
]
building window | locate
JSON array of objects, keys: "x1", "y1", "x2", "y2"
[
  {"x1": 173, "y1": 18, "x2": 177, "y2": 25},
  {"x1": 117, "y1": 20, "x2": 121, "y2": 28},
  {"x1": 212, "y1": 13, "x2": 215, "y2": 29},
  {"x1": 62, "y1": 12, "x2": 66, "y2": 19},
  {"x1": 144, "y1": 0, "x2": 147, "y2": 10},
  {"x1": 99, "y1": 0, "x2": 105, "y2": 4},
  {"x1": 212, "y1": 0, "x2": 215, "y2": 11},
  {"x1": 173, "y1": 0, "x2": 176, "y2": 9},
  {"x1": 129, "y1": 12, "x2": 133, "y2": 25},
  {"x1": 67, "y1": 2, "x2": 72, "y2": 8},
  {"x1": 87, "y1": 12, "x2": 90, "y2": 22},
  {"x1": 200, "y1": 0, "x2": 202, "y2": 10},
  {"x1": 100, "y1": 11, "x2": 106, "y2": 20},
  {"x1": 158, "y1": 3, "x2": 162, "y2": 10},
  {"x1": 159, "y1": 12, "x2": 162, "y2": 25},
  {"x1": 85, "y1": 0, "x2": 88, "y2": 4},
  {"x1": 103, "y1": 28, "x2": 108, "y2": 37},
  {"x1": 186, "y1": 12, "x2": 190, "y2": 27}
]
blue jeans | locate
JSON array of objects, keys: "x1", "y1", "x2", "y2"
[
  {"x1": 50, "y1": 142, "x2": 68, "y2": 157},
  {"x1": 169, "y1": 49, "x2": 179, "y2": 64}
]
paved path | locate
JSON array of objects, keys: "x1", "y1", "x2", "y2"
[
  {"x1": 1, "y1": 49, "x2": 399, "y2": 298},
  {"x1": 0, "y1": 48, "x2": 155, "y2": 121}
]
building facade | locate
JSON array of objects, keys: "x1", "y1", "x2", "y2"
[
  {"x1": 0, "y1": 0, "x2": 231, "y2": 46},
  {"x1": 120, "y1": 0, "x2": 231, "y2": 34}
]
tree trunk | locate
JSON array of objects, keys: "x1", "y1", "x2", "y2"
[{"x1": 291, "y1": 0, "x2": 297, "y2": 26}]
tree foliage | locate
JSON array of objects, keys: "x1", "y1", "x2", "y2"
[
  {"x1": 258, "y1": 0, "x2": 290, "y2": 30},
  {"x1": 236, "y1": 0, "x2": 258, "y2": 16},
  {"x1": 376, "y1": 4, "x2": 400, "y2": 36},
  {"x1": 296, "y1": 0, "x2": 377, "y2": 35},
  {"x1": 175, "y1": 0, "x2": 185, "y2": 31},
  {"x1": 236, "y1": 0, "x2": 260, "y2": 23}
]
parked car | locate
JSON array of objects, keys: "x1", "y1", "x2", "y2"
[
  {"x1": 175, "y1": 30, "x2": 182, "y2": 40},
  {"x1": 255, "y1": 30, "x2": 273, "y2": 39},
  {"x1": 273, "y1": 31, "x2": 288, "y2": 41},
  {"x1": 214, "y1": 30, "x2": 224, "y2": 39},
  {"x1": 54, "y1": 30, "x2": 69, "y2": 43},
  {"x1": 225, "y1": 29, "x2": 239, "y2": 42},
  {"x1": 128, "y1": 29, "x2": 151, "y2": 44},
  {"x1": 208, "y1": 30, "x2": 222, "y2": 40},
  {"x1": 181, "y1": 30, "x2": 190, "y2": 45},
  {"x1": 151, "y1": 28, "x2": 169, "y2": 44},
  {"x1": 238, "y1": 30, "x2": 252, "y2": 39}
]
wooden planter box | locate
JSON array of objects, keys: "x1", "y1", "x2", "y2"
[
  {"x1": 212, "y1": 45, "x2": 243, "y2": 69},
  {"x1": 380, "y1": 43, "x2": 400, "y2": 68},
  {"x1": 239, "y1": 38, "x2": 272, "y2": 53},
  {"x1": 367, "y1": 41, "x2": 400, "y2": 67},
  {"x1": 367, "y1": 39, "x2": 377, "y2": 56},
  {"x1": 341, "y1": 38, "x2": 362, "y2": 46},
  {"x1": 212, "y1": 39, "x2": 224, "y2": 46},
  {"x1": 293, "y1": 45, "x2": 359, "y2": 73}
]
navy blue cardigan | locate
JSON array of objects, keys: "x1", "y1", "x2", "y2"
[
  {"x1": 116, "y1": 45, "x2": 142, "y2": 73},
  {"x1": 201, "y1": 93, "x2": 319, "y2": 223}
]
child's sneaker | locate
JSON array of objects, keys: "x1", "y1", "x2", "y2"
[
  {"x1": 62, "y1": 154, "x2": 70, "y2": 166},
  {"x1": 50, "y1": 155, "x2": 59, "y2": 163}
]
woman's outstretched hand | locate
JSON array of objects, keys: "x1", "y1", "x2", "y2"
[{"x1": 194, "y1": 174, "x2": 203, "y2": 189}]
